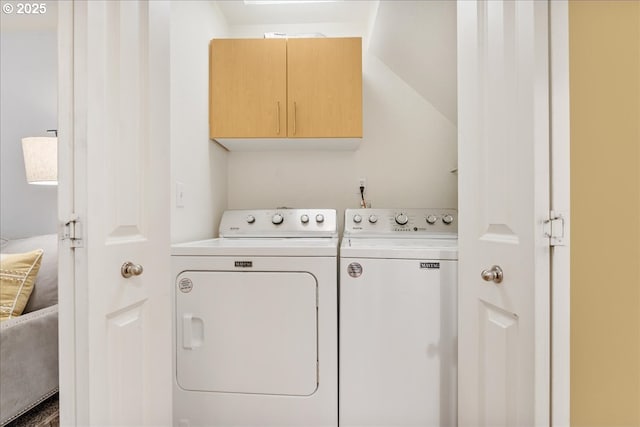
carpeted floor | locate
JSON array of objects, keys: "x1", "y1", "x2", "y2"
[{"x1": 5, "y1": 394, "x2": 59, "y2": 427}]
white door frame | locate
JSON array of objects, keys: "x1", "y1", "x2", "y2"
[
  {"x1": 56, "y1": 0, "x2": 572, "y2": 425},
  {"x1": 549, "y1": 1, "x2": 571, "y2": 425},
  {"x1": 57, "y1": 1, "x2": 78, "y2": 424}
]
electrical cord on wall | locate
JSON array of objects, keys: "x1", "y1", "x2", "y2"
[{"x1": 360, "y1": 185, "x2": 367, "y2": 208}]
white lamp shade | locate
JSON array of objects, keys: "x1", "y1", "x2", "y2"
[{"x1": 21, "y1": 137, "x2": 58, "y2": 185}]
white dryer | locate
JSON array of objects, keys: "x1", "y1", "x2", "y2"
[
  {"x1": 172, "y1": 209, "x2": 338, "y2": 427},
  {"x1": 339, "y1": 208, "x2": 458, "y2": 427}
]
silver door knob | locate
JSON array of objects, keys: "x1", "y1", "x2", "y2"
[
  {"x1": 121, "y1": 261, "x2": 144, "y2": 278},
  {"x1": 481, "y1": 265, "x2": 503, "y2": 283}
]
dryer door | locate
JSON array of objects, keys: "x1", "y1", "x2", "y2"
[{"x1": 176, "y1": 271, "x2": 318, "y2": 396}]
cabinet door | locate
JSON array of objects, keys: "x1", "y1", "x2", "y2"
[
  {"x1": 287, "y1": 38, "x2": 362, "y2": 138},
  {"x1": 210, "y1": 39, "x2": 286, "y2": 138}
]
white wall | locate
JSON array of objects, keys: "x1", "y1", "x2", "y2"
[
  {"x1": 0, "y1": 31, "x2": 58, "y2": 239},
  {"x1": 369, "y1": 0, "x2": 457, "y2": 124},
  {"x1": 170, "y1": 1, "x2": 229, "y2": 243},
  {"x1": 225, "y1": 2, "x2": 458, "y2": 227}
]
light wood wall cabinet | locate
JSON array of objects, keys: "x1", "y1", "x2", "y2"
[
  {"x1": 287, "y1": 38, "x2": 362, "y2": 138},
  {"x1": 209, "y1": 39, "x2": 287, "y2": 138},
  {"x1": 209, "y1": 37, "x2": 362, "y2": 143}
]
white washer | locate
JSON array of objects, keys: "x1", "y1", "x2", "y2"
[
  {"x1": 172, "y1": 209, "x2": 338, "y2": 427},
  {"x1": 340, "y1": 208, "x2": 458, "y2": 427}
]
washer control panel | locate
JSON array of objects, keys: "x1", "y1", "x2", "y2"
[
  {"x1": 219, "y1": 209, "x2": 337, "y2": 237},
  {"x1": 343, "y1": 208, "x2": 457, "y2": 237}
]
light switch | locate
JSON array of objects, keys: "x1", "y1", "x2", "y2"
[{"x1": 176, "y1": 181, "x2": 185, "y2": 208}]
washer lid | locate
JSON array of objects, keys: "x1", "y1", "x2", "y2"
[
  {"x1": 340, "y1": 237, "x2": 458, "y2": 260},
  {"x1": 172, "y1": 237, "x2": 339, "y2": 257}
]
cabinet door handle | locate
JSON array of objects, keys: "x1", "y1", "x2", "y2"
[
  {"x1": 293, "y1": 101, "x2": 297, "y2": 135},
  {"x1": 276, "y1": 101, "x2": 281, "y2": 135}
]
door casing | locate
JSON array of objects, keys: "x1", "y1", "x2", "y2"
[{"x1": 56, "y1": 0, "x2": 571, "y2": 424}]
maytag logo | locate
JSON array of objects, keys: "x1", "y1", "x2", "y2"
[
  {"x1": 347, "y1": 262, "x2": 363, "y2": 278},
  {"x1": 178, "y1": 277, "x2": 193, "y2": 293},
  {"x1": 235, "y1": 261, "x2": 253, "y2": 268},
  {"x1": 420, "y1": 262, "x2": 440, "y2": 269}
]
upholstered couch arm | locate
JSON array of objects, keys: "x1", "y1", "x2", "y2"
[{"x1": 0, "y1": 304, "x2": 59, "y2": 426}]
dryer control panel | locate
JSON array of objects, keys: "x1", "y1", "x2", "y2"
[
  {"x1": 343, "y1": 208, "x2": 457, "y2": 237},
  {"x1": 220, "y1": 209, "x2": 337, "y2": 238}
]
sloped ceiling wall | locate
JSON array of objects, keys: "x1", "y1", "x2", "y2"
[{"x1": 368, "y1": 0, "x2": 457, "y2": 125}]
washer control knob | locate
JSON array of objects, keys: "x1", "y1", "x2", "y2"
[
  {"x1": 426, "y1": 215, "x2": 438, "y2": 225},
  {"x1": 353, "y1": 214, "x2": 362, "y2": 224},
  {"x1": 442, "y1": 214, "x2": 454, "y2": 225},
  {"x1": 369, "y1": 215, "x2": 378, "y2": 224},
  {"x1": 272, "y1": 213, "x2": 284, "y2": 225},
  {"x1": 246, "y1": 215, "x2": 256, "y2": 224},
  {"x1": 300, "y1": 214, "x2": 310, "y2": 224},
  {"x1": 315, "y1": 214, "x2": 325, "y2": 223},
  {"x1": 395, "y1": 213, "x2": 409, "y2": 225}
]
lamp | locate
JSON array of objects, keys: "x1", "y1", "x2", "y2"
[{"x1": 21, "y1": 137, "x2": 58, "y2": 185}]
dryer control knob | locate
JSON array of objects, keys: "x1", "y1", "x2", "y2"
[
  {"x1": 353, "y1": 214, "x2": 362, "y2": 224},
  {"x1": 395, "y1": 213, "x2": 409, "y2": 225},
  {"x1": 246, "y1": 215, "x2": 256, "y2": 224},
  {"x1": 272, "y1": 213, "x2": 284, "y2": 225},
  {"x1": 300, "y1": 214, "x2": 310, "y2": 224},
  {"x1": 442, "y1": 214, "x2": 454, "y2": 225},
  {"x1": 369, "y1": 215, "x2": 378, "y2": 224},
  {"x1": 316, "y1": 214, "x2": 325, "y2": 223},
  {"x1": 426, "y1": 215, "x2": 438, "y2": 224}
]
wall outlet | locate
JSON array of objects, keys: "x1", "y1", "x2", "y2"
[{"x1": 358, "y1": 177, "x2": 369, "y2": 208}]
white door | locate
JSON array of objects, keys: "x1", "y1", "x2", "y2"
[
  {"x1": 58, "y1": 0, "x2": 171, "y2": 425},
  {"x1": 457, "y1": 1, "x2": 550, "y2": 426}
]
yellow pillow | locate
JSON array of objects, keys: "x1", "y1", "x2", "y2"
[{"x1": 0, "y1": 249, "x2": 43, "y2": 321}]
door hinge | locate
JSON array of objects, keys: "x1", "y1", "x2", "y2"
[
  {"x1": 544, "y1": 210, "x2": 568, "y2": 247},
  {"x1": 62, "y1": 214, "x2": 83, "y2": 248}
]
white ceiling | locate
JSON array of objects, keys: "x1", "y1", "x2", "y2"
[
  {"x1": 214, "y1": 0, "x2": 376, "y2": 26},
  {"x1": 0, "y1": 1, "x2": 373, "y2": 31}
]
